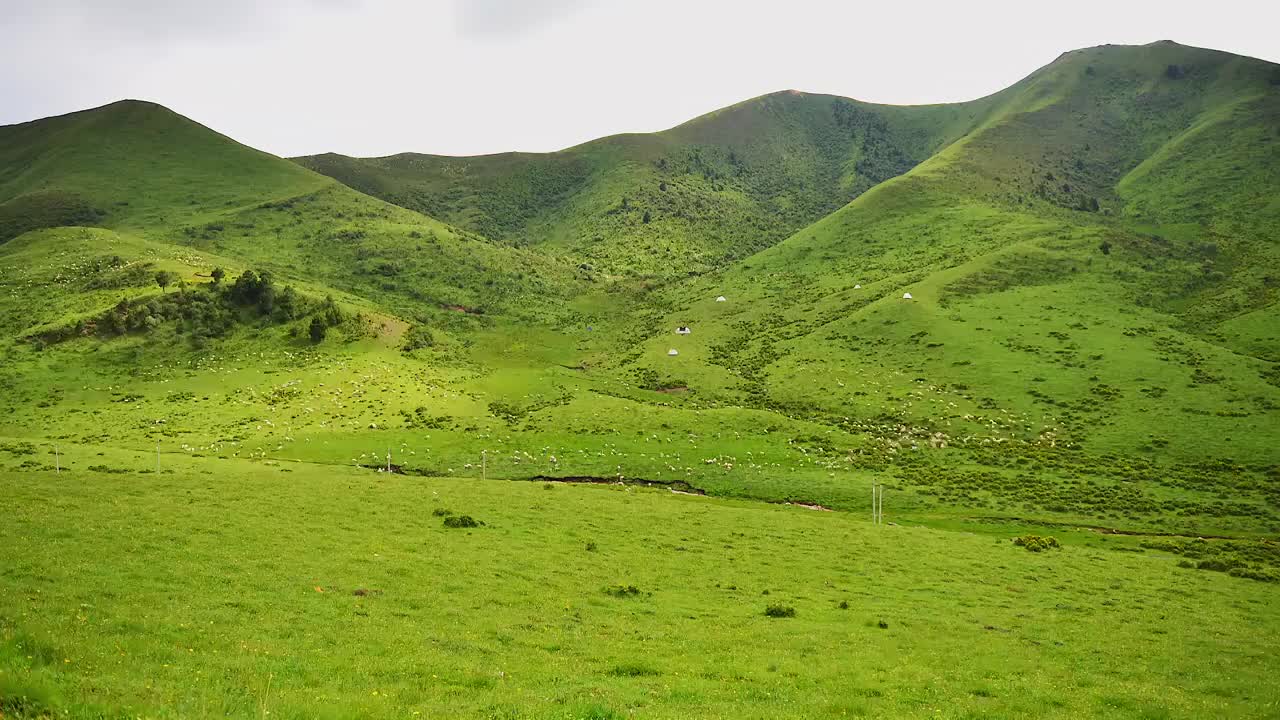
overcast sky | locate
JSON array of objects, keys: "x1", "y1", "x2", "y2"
[{"x1": 3, "y1": 0, "x2": 1277, "y2": 158}]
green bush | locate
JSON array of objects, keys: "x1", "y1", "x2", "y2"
[
  {"x1": 1012, "y1": 535, "x2": 1060, "y2": 552},
  {"x1": 764, "y1": 604, "x2": 796, "y2": 618},
  {"x1": 401, "y1": 324, "x2": 434, "y2": 352}
]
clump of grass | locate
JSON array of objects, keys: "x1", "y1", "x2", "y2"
[
  {"x1": 0, "y1": 677, "x2": 57, "y2": 718},
  {"x1": 607, "y1": 662, "x2": 660, "y2": 677},
  {"x1": 1013, "y1": 535, "x2": 1060, "y2": 552},
  {"x1": 764, "y1": 604, "x2": 796, "y2": 618},
  {"x1": 838, "y1": 600, "x2": 849, "y2": 610},
  {"x1": 603, "y1": 584, "x2": 642, "y2": 598},
  {"x1": 585, "y1": 541, "x2": 598, "y2": 552},
  {"x1": 431, "y1": 507, "x2": 453, "y2": 517},
  {"x1": 877, "y1": 619, "x2": 890, "y2": 629},
  {"x1": 442, "y1": 515, "x2": 481, "y2": 528}
]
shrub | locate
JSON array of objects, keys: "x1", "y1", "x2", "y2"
[
  {"x1": 585, "y1": 541, "x2": 598, "y2": 552},
  {"x1": 1012, "y1": 535, "x2": 1060, "y2": 552},
  {"x1": 443, "y1": 515, "x2": 480, "y2": 528},
  {"x1": 1196, "y1": 558, "x2": 1239, "y2": 572},
  {"x1": 764, "y1": 604, "x2": 796, "y2": 618},
  {"x1": 604, "y1": 584, "x2": 642, "y2": 598},
  {"x1": 401, "y1": 324, "x2": 434, "y2": 353},
  {"x1": 1228, "y1": 567, "x2": 1279, "y2": 583},
  {"x1": 431, "y1": 508, "x2": 453, "y2": 517}
]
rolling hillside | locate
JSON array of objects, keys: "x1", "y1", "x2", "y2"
[
  {"x1": 0, "y1": 40, "x2": 1276, "y2": 530},
  {"x1": 294, "y1": 91, "x2": 1005, "y2": 276},
  {"x1": 0, "y1": 100, "x2": 584, "y2": 325},
  {"x1": 612, "y1": 41, "x2": 1280, "y2": 516}
]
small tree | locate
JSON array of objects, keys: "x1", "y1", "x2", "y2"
[
  {"x1": 642, "y1": 210, "x2": 652, "y2": 224},
  {"x1": 155, "y1": 270, "x2": 175, "y2": 293},
  {"x1": 210, "y1": 267, "x2": 225, "y2": 284},
  {"x1": 309, "y1": 317, "x2": 327, "y2": 344}
]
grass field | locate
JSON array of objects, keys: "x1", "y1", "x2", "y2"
[{"x1": 3, "y1": 453, "x2": 1279, "y2": 719}]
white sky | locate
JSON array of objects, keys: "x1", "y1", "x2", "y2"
[{"x1": 2, "y1": 0, "x2": 1277, "y2": 158}]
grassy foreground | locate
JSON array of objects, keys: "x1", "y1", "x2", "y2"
[{"x1": 2, "y1": 454, "x2": 1278, "y2": 719}]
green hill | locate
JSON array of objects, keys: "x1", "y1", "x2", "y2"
[
  {"x1": 294, "y1": 91, "x2": 1005, "y2": 277},
  {"x1": 0, "y1": 100, "x2": 328, "y2": 239},
  {"x1": 0, "y1": 100, "x2": 583, "y2": 326},
  {"x1": 616, "y1": 41, "x2": 1280, "y2": 505}
]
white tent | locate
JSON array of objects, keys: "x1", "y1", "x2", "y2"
[
  {"x1": 715, "y1": 296, "x2": 727, "y2": 302},
  {"x1": 667, "y1": 349, "x2": 679, "y2": 356},
  {"x1": 854, "y1": 284, "x2": 862, "y2": 289},
  {"x1": 676, "y1": 326, "x2": 691, "y2": 335},
  {"x1": 902, "y1": 292, "x2": 913, "y2": 299}
]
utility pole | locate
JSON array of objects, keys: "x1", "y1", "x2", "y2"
[
  {"x1": 386, "y1": 447, "x2": 391, "y2": 473},
  {"x1": 872, "y1": 483, "x2": 884, "y2": 525},
  {"x1": 156, "y1": 443, "x2": 161, "y2": 474},
  {"x1": 481, "y1": 450, "x2": 487, "y2": 481},
  {"x1": 54, "y1": 444, "x2": 59, "y2": 474}
]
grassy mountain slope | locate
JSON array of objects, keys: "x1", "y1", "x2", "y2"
[
  {"x1": 0, "y1": 42, "x2": 1275, "y2": 534},
  {"x1": 0, "y1": 100, "x2": 328, "y2": 239},
  {"x1": 295, "y1": 91, "x2": 1003, "y2": 276},
  {"x1": 609, "y1": 41, "x2": 1279, "y2": 521},
  {"x1": 0, "y1": 101, "x2": 584, "y2": 325}
]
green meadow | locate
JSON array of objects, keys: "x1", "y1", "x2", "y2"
[
  {"x1": 1, "y1": 39, "x2": 1278, "y2": 718},
  {"x1": 3, "y1": 454, "x2": 1279, "y2": 719}
]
